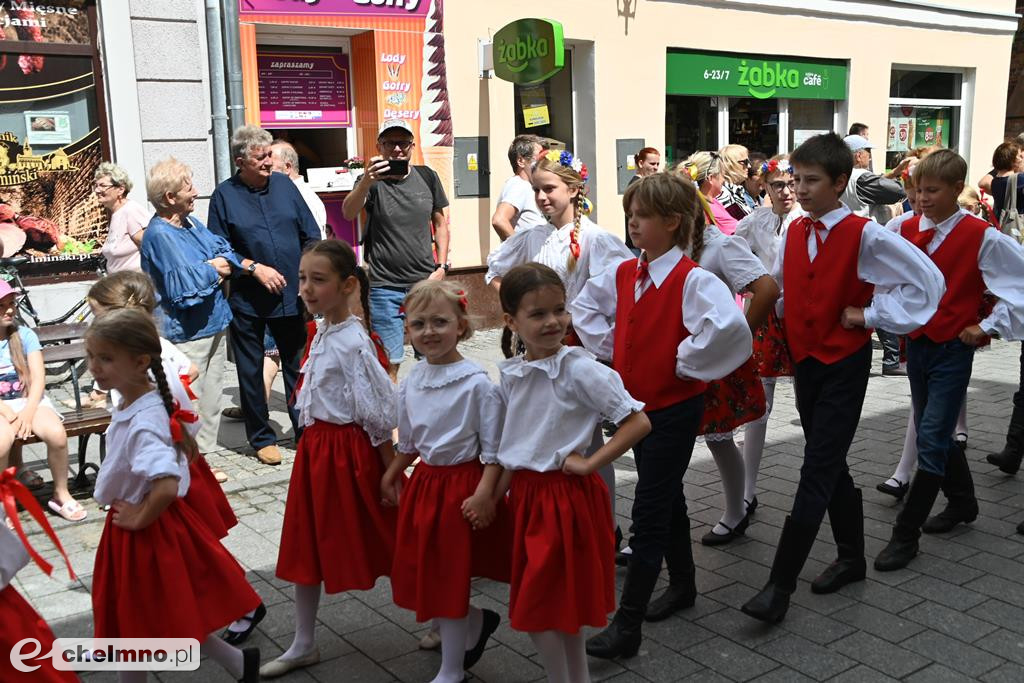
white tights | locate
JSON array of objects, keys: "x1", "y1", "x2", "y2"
[
  {"x1": 117, "y1": 634, "x2": 243, "y2": 682},
  {"x1": 742, "y1": 378, "x2": 776, "y2": 504},
  {"x1": 432, "y1": 606, "x2": 483, "y2": 683},
  {"x1": 708, "y1": 438, "x2": 747, "y2": 532},
  {"x1": 887, "y1": 397, "x2": 969, "y2": 485},
  {"x1": 529, "y1": 631, "x2": 590, "y2": 683},
  {"x1": 280, "y1": 583, "x2": 321, "y2": 660}
]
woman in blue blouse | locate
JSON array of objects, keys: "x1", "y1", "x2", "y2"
[{"x1": 141, "y1": 158, "x2": 240, "y2": 464}]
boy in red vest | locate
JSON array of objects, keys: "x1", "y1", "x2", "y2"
[
  {"x1": 742, "y1": 133, "x2": 945, "y2": 624},
  {"x1": 874, "y1": 149, "x2": 1024, "y2": 571}
]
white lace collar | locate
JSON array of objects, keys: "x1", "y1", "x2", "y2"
[
  {"x1": 500, "y1": 345, "x2": 593, "y2": 380},
  {"x1": 409, "y1": 358, "x2": 486, "y2": 389}
]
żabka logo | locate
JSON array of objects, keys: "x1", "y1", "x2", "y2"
[{"x1": 11, "y1": 638, "x2": 200, "y2": 672}]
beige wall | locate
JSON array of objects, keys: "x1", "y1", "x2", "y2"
[{"x1": 442, "y1": 0, "x2": 1016, "y2": 269}]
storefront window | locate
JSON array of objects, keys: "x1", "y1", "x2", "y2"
[
  {"x1": 886, "y1": 69, "x2": 963, "y2": 170},
  {"x1": 788, "y1": 99, "x2": 833, "y2": 149},
  {"x1": 729, "y1": 98, "x2": 778, "y2": 157},
  {"x1": 514, "y1": 49, "x2": 573, "y2": 149},
  {"x1": 665, "y1": 96, "x2": 717, "y2": 164}
]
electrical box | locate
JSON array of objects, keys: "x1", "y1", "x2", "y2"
[
  {"x1": 454, "y1": 136, "x2": 490, "y2": 198},
  {"x1": 616, "y1": 138, "x2": 645, "y2": 194}
]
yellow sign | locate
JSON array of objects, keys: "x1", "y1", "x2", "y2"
[
  {"x1": 523, "y1": 104, "x2": 550, "y2": 128},
  {"x1": 466, "y1": 153, "x2": 478, "y2": 172}
]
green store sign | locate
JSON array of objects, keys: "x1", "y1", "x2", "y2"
[
  {"x1": 666, "y1": 51, "x2": 847, "y2": 100},
  {"x1": 493, "y1": 18, "x2": 565, "y2": 85}
]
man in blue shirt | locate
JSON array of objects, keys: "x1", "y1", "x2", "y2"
[{"x1": 208, "y1": 125, "x2": 321, "y2": 465}]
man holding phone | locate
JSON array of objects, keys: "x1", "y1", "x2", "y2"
[{"x1": 342, "y1": 119, "x2": 450, "y2": 381}]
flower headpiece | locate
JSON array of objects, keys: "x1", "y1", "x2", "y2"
[
  {"x1": 683, "y1": 163, "x2": 700, "y2": 181},
  {"x1": 455, "y1": 289, "x2": 468, "y2": 312},
  {"x1": 544, "y1": 149, "x2": 589, "y2": 182},
  {"x1": 761, "y1": 159, "x2": 793, "y2": 175}
]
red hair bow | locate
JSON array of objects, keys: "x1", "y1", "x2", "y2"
[
  {"x1": 456, "y1": 290, "x2": 468, "y2": 311},
  {"x1": 178, "y1": 375, "x2": 198, "y2": 401},
  {"x1": 169, "y1": 402, "x2": 198, "y2": 444},
  {"x1": 0, "y1": 467, "x2": 76, "y2": 580}
]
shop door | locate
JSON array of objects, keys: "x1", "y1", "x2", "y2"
[
  {"x1": 728, "y1": 98, "x2": 778, "y2": 156},
  {"x1": 665, "y1": 95, "x2": 718, "y2": 165},
  {"x1": 514, "y1": 48, "x2": 574, "y2": 149}
]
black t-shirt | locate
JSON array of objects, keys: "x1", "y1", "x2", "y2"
[
  {"x1": 990, "y1": 173, "x2": 1024, "y2": 219},
  {"x1": 364, "y1": 166, "x2": 449, "y2": 288}
]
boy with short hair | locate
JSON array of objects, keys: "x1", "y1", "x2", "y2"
[
  {"x1": 874, "y1": 149, "x2": 1024, "y2": 571},
  {"x1": 742, "y1": 133, "x2": 945, "y2": 624}
]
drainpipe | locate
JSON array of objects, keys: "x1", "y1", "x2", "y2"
[
  {"x1": 205, "y1": 0, "x2": 230, "y2": 183},
  {"x1": 221, "y1": 0, "x2": 247, "y2": 132}
]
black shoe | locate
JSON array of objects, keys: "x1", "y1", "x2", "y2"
[
  {"x1": 463, "y1": 609, "x2": 499, "y2": 670},
  {"x1": 811, "y1": 558, "x2": 866, "y2": 593},
  {"x1": 988, "y1": 404, "x2": 1024, "y2": 474},
  {"x1": 875, "y1": 470, "x2": 943, "y2": 572},
  {"x1": 923, "y1": 445, "x2": 978, "y2": 534},
  {"x1": 741, "y1": 516, "x2": 819, "y2": 624},
  {"x1": 987, "y1": 448, "x2": 1023, "y2": 475},
  {"x1": 222, "y1": 603, "x2": 267, "y2": 646},
  {"x1": 700, "y1": 515, "x2": 750, "y2": 546},
  {"x1": 876, "y1": 478, "x2": 909, "y2": 501},
  {"x1": 812, "y1": 487, "x2": 865, "y2": 594},
  {"x1": 1018, "y1": 518, "x2": 1024, "y2": 535},
  {"x1": 922, "y1": 504, "x2": 978, "y2": 534},
  {"x1": 586, "y1": 558, "x2": 661, "y2": 660},
  {"x1": 874, "y1": 528, "x2": 919, "y2": 572},
  {"x1": 746, "y1": 497, "x2": 758, "y2": 516},
  {"x1": 615, "y1": 525, "x2": 623, "y2": 552},
  {"x1": 615, "y1": 547, "x2": 632, "y2": 567},
  {"x1": 644, "y1": 584, "x2": 696, "y2": 622},
  {"x1": 882, "y1": 365, "x2": 908, "y2": 377},
  {"x1": 239, "y1": 647, "x2": 260, "y2": 683}
]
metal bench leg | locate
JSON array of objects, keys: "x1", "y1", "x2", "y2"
[{"x1": 73, "y1": 433, "x2": 91, "y2": 488}]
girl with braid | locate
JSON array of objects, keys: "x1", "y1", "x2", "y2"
[{"x1": 86, "y1": 309, "x2": 262, "y2": 682}]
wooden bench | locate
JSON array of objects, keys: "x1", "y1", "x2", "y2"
[
  {"x1": 34, "y1": 322, "x2": 89, "y2": 347},
  {"x1": 16, "y1": 341, "x2": 110, "y2": 488}
]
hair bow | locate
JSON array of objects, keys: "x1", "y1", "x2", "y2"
[
  {"x1": 456, "y1": 290, "x2": 468, "y2": 312},
  {"x1": 0, "y1": 467, "x2": 76, "y2": 580},
  {"x1": 169, "y1": 401, "x2": 199, "y2": 444}
]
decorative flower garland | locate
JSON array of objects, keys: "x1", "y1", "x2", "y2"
[
  {"x1": 761, "y1": 159, "x2": 793, "y2": 175},
  {"x1": 545, "y1": 149, "x2": 590, "y2": 182}
]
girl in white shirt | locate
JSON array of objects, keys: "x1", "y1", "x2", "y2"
[
  {"x1": 86, "y1": 309, "x2": 261, "y2": 682},
  {"x1": 478, "y1": 263, "x2": 649, "y2": 683},
  {"x1": 263, "y1": 240, "x2": 399, "y2": 679},
  {"x1": 382, "y1": 281, "x2": 511, "y2": 683}
]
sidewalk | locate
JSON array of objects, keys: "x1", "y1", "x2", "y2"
[{"x1": 12, "y1": 331, "x2": 1024, "y2": 682}]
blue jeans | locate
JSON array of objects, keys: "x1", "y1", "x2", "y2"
[
  {"x1": 907, "y1": 337, "x2": 975, "y2": 476},
  {"x1": 368, "y1": 285, "x2": 410, "y2": 364}
]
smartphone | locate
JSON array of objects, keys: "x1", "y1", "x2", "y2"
[{"x1": 386, "y1": 159, "x2": 409, "y2": 177}]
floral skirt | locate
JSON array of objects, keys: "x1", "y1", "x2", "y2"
[
  {"x1": 752, "y1": 310, "x2": 794, "y2": 378},
  {"x1": 699, "y1": 357, "x2": 767, "y2": 436}
]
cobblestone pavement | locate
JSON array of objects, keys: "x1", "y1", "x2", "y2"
[{"x1": 12, "y1": 331, "x2": 1024, "y2": 682}]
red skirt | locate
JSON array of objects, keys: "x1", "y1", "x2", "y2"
[
  {"x1": 752, "y1": 310, "x2": 794, "y2": 378},
  {"x1": 277, "y1": 421, "x2": 398, "y2": 593},
  {"x1": 392, "y1": 460, "x2": 512, "y2": 621},
  {"x1": 699, "y1": 357, "x2": 767, "y2": 435},
  {"x1": 92, "y1": 499, "x2": 261, "y2": 640},
  {"x1": 507, "y1": 470, "x2": 615, "y2": 634},
  {"x1": 183, "y1": 455, "x2": 237, "y2": 539},
  {"x1": 0, "y1": 585, "x2": 77, "y2": 682}
]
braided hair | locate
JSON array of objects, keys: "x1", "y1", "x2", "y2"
[{"x1": 532, "y1": 155, "x2": 588, "y2": 273}]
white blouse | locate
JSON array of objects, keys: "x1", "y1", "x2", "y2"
[
  {"x1": 570, "y1": 246, "x2": 753, "y2": 381},
  {"x1": 0, "y1": 509, "x2": 29, "y2": 591},
  {"x1": 772, "y1": 204, "x2": 945, "y2": 334},
  {"x1": 397, "y1": 359, "x2": 503, "y2": 466},
  {"x1": 94, "y1": 390, "x2": 190, "y2": 506},
  {"x1": 294, "y1": 316, "x2": 397, "y2": 446},
  {"x1": 693, "y1": 226, "x2": 769, "y2": 294},
  {"x1": 735, "y1": 206, "x2": 801, "y2": 271},
  {"x1": 496, "y1": 346, "x2": 643, "y2": 473},
  {"x1": 109, "y1": 338, "x2": 198, "y2": 438},
  {"x1": 485, "y1": 215, "x2": 632, "y2": 303}
]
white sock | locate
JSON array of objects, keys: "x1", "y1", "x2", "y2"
[
  {"x1": 955, "y1": 396, "x2": 968, "y2": 440},
  {"x1": 433, "y1": 618, "x2": 469, "y2": 683},
  {"x1": 892, "y1": 410, "x2": 918, "y2": 484},
  {"x1": 281, "y1": 583, "x2": 320, "y2": 660},
  {"x1": 464, "y1": 605, "x2": 482, "y2": 650},
  {"x1": 743, "y1": 378, "x2": 775, "y2": 502},
  {"x1": 227, "y1": 607, "x2": 258, "y2": 634},
  {"x1": 529, "y1": 630, "x2": 570, "y2": 683},
  {"x1": 562, "y1": 632, "x2": 591, "y2": 683},
  {"x1": 708, "y1": 438, "x2": 746, "y2": 531},
  {"x1": 202, "y1": 634, "x2": 243, "y2": 679}
]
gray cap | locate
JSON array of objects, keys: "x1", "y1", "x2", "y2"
[
  {"x1": 378, "y1": 119, "x2": 414, "y2": 138},
  {"x1": 843, "y1": 134, "x2": 872, "y2": 152}
]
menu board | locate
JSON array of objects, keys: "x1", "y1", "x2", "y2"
[{"x1": 258, "y1": 49, "x2": 352, "y2": 128}]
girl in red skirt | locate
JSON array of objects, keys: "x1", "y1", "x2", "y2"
[
  {"x1": 735, "y1": 156, "x2": 799, "y2": 511},
  {"x1": 381, "y1": 280, "x2": 512, "y2": 683},
  {"x1": 478, "y1": 263, "x2": 650, "y2": 683},
  {"x1": 262, "y1": 240, "x2": 399, "y2": 678},
  {"x1": 86, "y1": 309, "x2": 261, "y2": 682}
]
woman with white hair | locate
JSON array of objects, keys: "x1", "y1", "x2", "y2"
[{"x1": 95, "y1": 161, "x2": 149, "y2": 272}]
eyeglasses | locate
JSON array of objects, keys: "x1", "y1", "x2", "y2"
[
  {"x1": 739, "y1": 158, "x2": 751, "y2": 167},
  {"x1": 769, "y1": 180, "x2": 796, "y2": 192},
  {"x1": 93, "y1": 182, "x2": 115, "y2": 191},
  {"x1": 379, "y1": 140, "x2": 414, "y2": 151}
]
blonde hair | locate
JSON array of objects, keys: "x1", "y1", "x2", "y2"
[
  {"x1": 914, "y1": 149, "x2": 967, "y2": 187},
  {"x1": 680, "y1": 151, "x2": 723, "y2": 186},
  {"x1": 958, "y1": 185, "x2": 984, "y2": 217},
  {"x1": 625, "y1": 172, "x2": 707, "y2": 262},
  {"x1": 403, "y1": 280, "x2": 474, "y2": 341},
  {"x1": 0, "y1": 307, "x2": 29, "y2": 395},
  {"x1": 719, "y1": 144, "x2": 750, "y2": 184},
  {"x1": 146, "y1": 157, "x2": 192, "y2": 213},
  {"x1": 88, "y1": 271, "x2": 158, "y2": 314},
  {"x1": 532, "y1": 155, "x2": 587, "y2": 272}
]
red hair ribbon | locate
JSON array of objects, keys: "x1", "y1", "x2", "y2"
[
  {"x1": 456, "y1": 290, "x2": 468, "y2": 312},
  {"x1": 178, "y1": 375, "x2": 197, "y2": 401},
  {"x1": 169, "y1": 401, "x2": 198, "y2": 444},
  {"x1": 0, "y1": 467, "x2": 76, "y2": 581},
  {"x1": 569, "y1": 233, "x2": 581, "y2": 261}
]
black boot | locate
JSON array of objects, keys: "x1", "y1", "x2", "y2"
[
  {"x1": 987, "y1": 404, "x2": 1024, "y2": 475},
  {"x1": 874, "y1": 470, "x2": 943, "y2": 571},
  {"x1": 645, "y1": 529, "x2": 696, "y2": 622},
  {"x1": 1018, "y1": 517, "x2": 1024, "y2": 535},
  {"x1": 923, "y1": 445, "x2": 979, "y2": 534},
  {"x1": 741, "y1": 516, "x2": 819, "y2": 624},
  {"x1": 586, "y1": 557, "x2": 660, "y2": 659},
  {"x1": 811, "y1": 487, "x2": 866, "y2": 594}
]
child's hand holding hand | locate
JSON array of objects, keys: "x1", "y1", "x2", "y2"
[
  {"x1": 840, "y1": 307, "x2": 866, "y2": 329},
  {"x1": 561, "y1": 452, "x2": 591, "y2": 477},
  {"x1": 958, "y1": 324, "x2": 988, "y2": 346},
  {"x1": 380, "y1": 472, "x2": 402, "y2": 507},
  {"x1": 461, "y1": 493, "x2": 495, "y2": 530}
]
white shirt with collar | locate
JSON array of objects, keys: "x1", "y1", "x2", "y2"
[
  {"x1": 294, "y1": 316, "x2": 397, "y2": 446},
  {"x1": 913, "y1": 209, "x2": 1024, "y2": 340},
  {"x1": 570, "y1": 246, "x2": 752, "y2": 382},
  {"x1": 108, "y1": 338, "x2": 198, "y2": 439},
  {"x1": 496, "y1": 346, "x2": 643, "y2": 473},
  {"x1": 292, "y1": 176, "x2": 328, "y2": 239},
  {"x1": 397, "y1": 358, "x2": 503, "y2": 466},
  {"x1": 693, "y1": 225, "x2": 769, "y2": 294},
  {"x1": 94, "y1": 390, "x2": 190, "y2": 506},
  {"x1": 771, "y1": 203, "x2": 945, "y2": 334},
  {"x1": 735, "y1": 206, "x2": 802, "y2": 272}
]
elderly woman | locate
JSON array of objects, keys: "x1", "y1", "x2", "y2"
[
  {"x1": 95, "y1": 162, "x2": 149, "y2": 272},
  {"x1": 140, "y1": 158, "x2": 238, "y2": 473},
  {"x1": 718, "y1": 144, "x2": 756, "y2": 220}
]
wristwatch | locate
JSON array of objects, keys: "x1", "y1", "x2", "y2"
[
  {"x1": 441, "y1": 263, "x2": 451, "y2": 273},
  {"x1": 247, "y1": 262, "x2": 258, "y2": 274}
]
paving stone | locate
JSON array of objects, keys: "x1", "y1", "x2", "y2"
[
  {"x1": 617, "y1": 640, "x2": 703, "y2": 681},
  {"x1": 899, "y1": 574, "x2": 988, "y2": 611},
  {"x1": 982, "y1": 662, "x2": 1024, "y2": 683},
  {"x1": 968, "y1": 598, "x2": 1024, "y2": 635},
  {"x1": 830, "y1": 663, "x2": 901, "y2": 682},
  {"x1": 307, "y1": 650, "x2": 394, "y2": 682},
  {"x1": 830, "y1": 603, "x2": 927, "y2": 643},
  {"x1": 973, "y1": 628, "x2": 1024, "y2": 666},
  {"x1": 755, "y1": 633, "x2": 856, "y2": 679},
  {"x1": 831, "y1": 631, "x2": 931, "y2": 679},
  {"x1": 780, "y1": 604, "x2": 856, "y2": 646},
  {"x1": 902, "y1": 630, "x2": 1004, "y2": 677},
  {"x1": 905, "y1": 663, "x2": 981, "y2": 683},
  {"x1": 344, "y1": 621, "x2": 420, "y2": 663},
  {"x1": 683, "y1": 636, "x2": 779, "y2": 681},
  {"x1": 902, "y1": 600, "x2": 999, "y2": 643},
  {"x1": 695, "y1": 607, "x2": 784, "y2": 648}
]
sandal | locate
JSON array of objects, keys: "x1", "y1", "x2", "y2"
[
  {"x1": 212, "y1": 468, "x2": 229, "y2": 484},
  {"x1": 48, "y1": 499, "x2": 88, "y2": 522},
  {"x1": 221, "y1": 406, "x2": 244, "y2": 421},
  {"x1": 17, "y1": 468, "x2": 44, "y2": 490}
]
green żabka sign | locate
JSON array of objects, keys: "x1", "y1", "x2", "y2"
[
  {"x1": 493, "y1": 18, "x2": 565, "y2": 85},
  {"x1": 666, "y1": 51, "x2": 847, "y2": 100}
]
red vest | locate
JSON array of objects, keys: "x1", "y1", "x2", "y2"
[
  {"x1": 783, "y1": 214, "x2": 874, "y2": 363},
  {"x1": 612, "y1": 256, "x2": 707, "y2": 411},
  {"x1": 900, "y1": 214, "x2": 989, "y2": 343}
]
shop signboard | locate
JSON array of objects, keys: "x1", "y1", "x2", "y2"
[
  {"x1": 666, "y1": 51, "x2": 847, "y2": 101},
  {"x1": 239, "y1": 0, "x2": 429, "y2": 17},
  {"x1": 258, "y1": 49, "x2": 352, "y2": 128},
  {"x1": 0, "y1": 0, "x2": 90, "y2": 46},
  {"x1": 493, "y1": 18, "x2": 565, "y2": 86}
]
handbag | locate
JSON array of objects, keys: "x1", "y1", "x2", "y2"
[{"x1": 999, "y1": 173, "x2": 1024, "y2": 244}]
